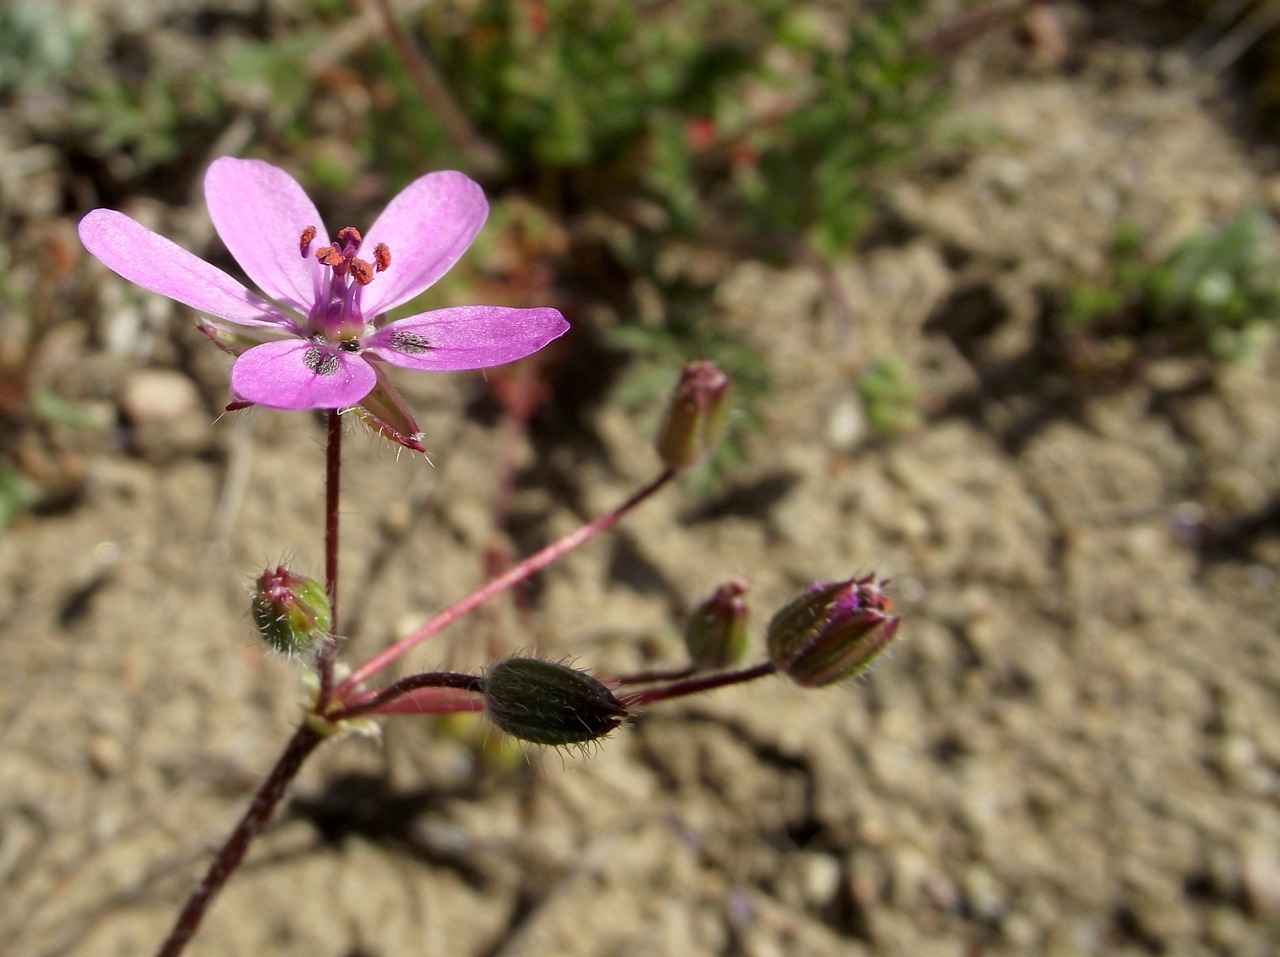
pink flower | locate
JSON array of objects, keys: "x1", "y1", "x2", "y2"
[{"x1": 78, "y1": 158, "x2": 569, "y2": 420}]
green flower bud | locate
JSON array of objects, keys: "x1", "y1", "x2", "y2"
[
  {"x1": 766, "y1": 575, "x2": 900, "y2": 687},
  {"x1": 251, "y1": 566, "x2": 331, "y2": 656},
  {"x1": 684, "y1": 581, "x2": 750, "y2": 670},
  {"x1": 484, "y1": 657, "x2": 628, "y2": 747},
  {"x1": 655, "y1": 360, "x2": 731, "y2": 470}
]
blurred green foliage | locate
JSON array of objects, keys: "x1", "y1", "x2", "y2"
[
  {"x1": 1, "y1": 0, "x2": 229, "y2": 177},
  {"x1": 1147, "y1": 207, "x2": 1280, "y2": 360},
  {"x1": 417, "y1": 0, "x2": 938, "y2": 255},
  {"x1": 1061, "y1": 209, "x2": 1280, "y2": 361},
  {"x1": 403, "y1": 0, "x2": 939, "y2": 447},
  {"x1": 1059, "y1": 222, "x2": 1147, "y2": 333},
  {"x1": 856, "y1": 356, "x2": 920, "y2": 438},
  {"x1": 0, "y1": 464, "x2": 44, "y2": 529},
  {"x1": 0, "y1": 0, "x2": 90, "y2": 96},
  {"x1": 0, "y1": 0, "x2": 945, "y2": 521},
  {"x1": 72, "y1": 73, "x2": 228, "y2": 173}
]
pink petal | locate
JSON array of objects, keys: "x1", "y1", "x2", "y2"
[
  {"x1": 230, "y1": 339, "x2": 377, "y2": 409},
  {"x1": 357, "y1": 171, "x2": 488, "y2": 316},
  {"x1": 78, "y1": 209, "x2": 293, "y2": 330},
  {"x1": 364, "y1": 306, "x2": 569, "y2": 371},
  {"x1": 205, "y1": 157, "x2": 328, "y2": 315}
]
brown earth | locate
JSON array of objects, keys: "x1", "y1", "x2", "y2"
[{"x1": 2, "y1": 6, "x2": 1279, "y2": 957}]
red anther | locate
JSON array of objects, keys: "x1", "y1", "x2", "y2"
[
  {"x1": 316, "y1": 244, "x2": 345, "y2": 267},
  {"x1": 348, "y1": 258, "x2": 374, "y2": 286}
]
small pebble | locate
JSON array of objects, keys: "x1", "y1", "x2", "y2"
[
  {"x1": 963, "y1": 864, "x2": 1008, "y2": 922},
  {"x1": 1243, "y1": 845, "x2": 1280, "y2": 917},
  {"x1": 120, "y1": 369, "x2": 201, "y2": 424},
  {"x1": 800, "y1": 852, "x2": 841, "y2": 907},
  {"x1": 88, "y1": 734, "x2": 125, "y2": 777}
]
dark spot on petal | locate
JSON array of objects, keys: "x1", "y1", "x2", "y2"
[
  {"x1": 338, "y1": 339, "x2": 361, "y2": 352},
  {"x1": 373, "y1": 243, "x2": 391, "y2": 272},
  {"x1": 389, "y1": 331, "x2": 431, "y2": 354},
  {"x1": 304, "y1": 345, "x2": 340, "y2": 377}
]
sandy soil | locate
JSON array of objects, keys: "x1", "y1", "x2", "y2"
[{"x1": 2, "y1": 6, "x2": 1279, "y2": 957}]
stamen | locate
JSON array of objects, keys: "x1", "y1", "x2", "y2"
[
  {"x1": 317, "y1": 245, "x2": 345, "y2": 267},
  {"x1": 337, "y1": 226, "x2": 362, "y2": 248},
  {"x1": 299, "y1": 225, "x2": 317, "y2": 258},
  {"x1": 349, "y1": 258, "x2": 375, "y2": 286},
  {"x1": 373, "y1": 243, "x2": 391, "y2": 272}
]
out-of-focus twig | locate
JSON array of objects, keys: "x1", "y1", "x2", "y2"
[
  {"x1": 354, "y1": 0, "x2": 507, "y2": 179},
  {"x1": 1201, "y1": 0, "x2": 1280, "y2": 73}
]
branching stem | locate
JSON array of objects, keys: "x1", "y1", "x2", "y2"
[{"x1": 339, "y1": 467, "x2": 677, "y2": 694}]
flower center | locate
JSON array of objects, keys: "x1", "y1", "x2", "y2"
[{"x1": 299, "y1": 225, "x2": 391, "y2": 344}]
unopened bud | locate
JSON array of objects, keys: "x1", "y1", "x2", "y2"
[
  {"x1": 251, "y1": 566, "x2": 332, "y2": 656},
  {"x1": 352, "y1": 370, "x2": 426, "y2": 453},
  {"x1": 655, "y1": 360, "x2": 731, "y2": 470},
  {"x1": 684, "y1": 581, "x2": 750, "y2": 670},
  {"x1": 196, "y1": 320, "x2": 253, "y2": 357},
  {"x1": 484, "y1": 657, "x2": 629, "y2": 747},
  {"x1": 766, "y1": 575, "x2": 900, "y2": 687}
]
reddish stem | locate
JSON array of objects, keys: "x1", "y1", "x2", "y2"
[
  {"x1": 327, "y1": 671, "x2": 485, "y2": 721},
  {"x1": 619, "y1": 662, "x2": 778, "y2": 707},
  {"x1": 612, "y1": 664, "x2": 696, "y2": 686},
  {"x1": 346, "y1": 690, "x2": 486, "y2": 716},
  {"x1": 153, "y1": 724, "x2": 325, "y2": 957},
  {"x1": 315, "y1": 409, "x2": 343, "y2": 712},
  {"x1": 339, "y1": 467, "x2": 677, "y2": 694}
]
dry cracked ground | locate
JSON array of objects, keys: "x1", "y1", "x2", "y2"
[{"x1": 2, "y1": 9, "x2": 1280, "y2": 957}]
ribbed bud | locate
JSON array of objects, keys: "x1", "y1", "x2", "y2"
[
  {"x1": 484, "y1": 657, "x2": 629, "y2": 747},
  {"x1": 351, "y1": 369, "x2": 426, "y2": 453},
  {"x1": 766, "y1": 575, "x2": 900, "y2": 687},
  {"x1": 684, "y1": 581, "x2": 750, "y2": 670},
  {"x1": 655, "y1": 360, "x2": 732, "y2": 470},
  {"x1": 196, "y1": 320, "x2": 253, "y2": 357},
  {"x1": 251, "y1": 566, "x2": 331, "y2": 656}
]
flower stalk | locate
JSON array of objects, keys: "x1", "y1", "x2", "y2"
[
  {"x1": 618, "y1": 662, "x2": 779, "y2": 707},
  {"x1": 153, "y1": 724, "x2": 325, "y2": 957},
  {"x1": 75, "y1": 154, "x2": 900, "y2": 957},
  {"x1": 338, "y1": 465, "x2": 677, "y2": 693},
  {"x1": 315, "y1": 409, "x2": 343, "y2": 711}
]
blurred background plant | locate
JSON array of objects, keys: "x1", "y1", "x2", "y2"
[
  {"x1": 0, "y1": 0, "x2": 951, "y2": 526},
  {"x1": 0, "y1": 0, "x2": 92, "y2": 100},
  {"x1": 1057, "y1": 207, "x2": 1280, "y2": 363},
  {"x1": 1146, "y1": 206, "x2": 1280, "y2": 359},
  {"x1": 856, "y1": 355, "x2": 921, "y2": 438},
  {"x1": 237, "y1": 0, "x2": 940, "y2": 439},
  {"x1": 408, "y1": 0, "x2": 941, "y2": 406}
]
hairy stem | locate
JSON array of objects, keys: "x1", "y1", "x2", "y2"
[
  {"x1": 153, "y1": 725, "x2": 325, "y2": 957},
  {"x1": 316, "y1": 409, "x2": 343, "y2": 712},
  {"x1": 327, "y1": 670, "x2": 486, "y2": 721},
  {"x1": 612, "y1": 664, "x2": 696, "y2": 686},
  {"x1": 618, "y1": 662, "x2": 778, "y2": 706}
]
